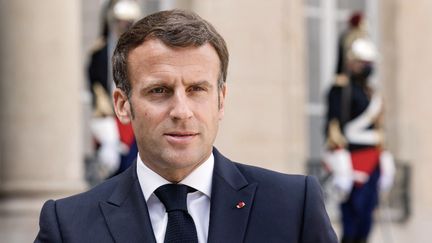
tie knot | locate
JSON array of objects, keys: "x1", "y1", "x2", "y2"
[{"x1": 154, "y1": 184, "x2": 195, "y2": 212}]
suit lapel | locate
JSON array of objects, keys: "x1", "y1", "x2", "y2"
[
  {"x1": 100, "y1": 162, "x2": 156, "y2": 243},
  {"x1": 207, "y1": 148, "x2": 257, "y2": 243}
]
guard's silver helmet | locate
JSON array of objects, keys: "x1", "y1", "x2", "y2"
[
  {"x1": 348, "y1": 38, "x2": 377, "y2": 62},
  {"x1": 111, "y1": 0, "x2": 141, "y2": 21}
]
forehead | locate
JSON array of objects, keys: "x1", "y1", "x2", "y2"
[{"x1": 127, "y1": 38, "x2": 220, "y2": 79}]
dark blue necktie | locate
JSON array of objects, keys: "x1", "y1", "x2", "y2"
[{"x1": 154, "y1": 184, "x2": 198, "y2": 243}]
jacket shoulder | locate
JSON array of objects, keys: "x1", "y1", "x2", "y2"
[
  {"x1": 55, "y1": 171, "x2": 125, "y2": 209},
  {"x1": 233, "y1": 162, "x2": 313, "y2": 190},
  {"x1": 231, "y1": 162, "x2": 337, "y2": 242},
  {"x1": 232, "y1": 162, "x2": 325, "y2": 206}
]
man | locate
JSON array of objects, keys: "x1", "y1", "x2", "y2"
[
  {"x1": 35, "y1": 10, "x2": 337, "y2": 243},
  {"x1": 87, "y1": 0, "x2": 141, "y2": 181},
  {"x1": 324, "y1": 36, "x2": 395, "y2": 243},
  {"x1": 335, "y1": 11, "x2": 367, "y2": 75}
]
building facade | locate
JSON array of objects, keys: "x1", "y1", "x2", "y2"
[{"x1": 0, "y1": 0, "x2": 431, "y2": 242}]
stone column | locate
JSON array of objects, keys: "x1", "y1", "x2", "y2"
[{"x1": 0, "y1": 1, "x2": 85, "y2": 242}]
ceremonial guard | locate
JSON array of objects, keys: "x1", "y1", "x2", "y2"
[
  {"x1": 323, "y1": 14, "x2": 396, "y2": 243},
  {"x1": 87, "y1": 0, "x2": 141, "y2": 179}
]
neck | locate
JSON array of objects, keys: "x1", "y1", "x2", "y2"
[{"x1": 142, "y1": 160, "x2": 206, "y2": 183}]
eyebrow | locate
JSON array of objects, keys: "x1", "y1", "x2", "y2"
[
  {"x1": 144, "y1": 79, "x2": 213, "y2": 87},
  {"x1": 138, "y1": 79, "x2": 214, "y2": 92},
  {"x1": 188, "y1": 80, "x2": 213, "y2": 87}
]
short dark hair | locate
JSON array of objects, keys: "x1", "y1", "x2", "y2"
[{"x1": 112, "y1": 9, "x2": 229, "y2": 97}]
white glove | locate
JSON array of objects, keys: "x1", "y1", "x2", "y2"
[
  {"x1": 379, "y1": 150, "x2": 396, "y2": 192},
  {"x1": 323, "y1": 149, "x2": 354, "y2": 199},
  {"x1": 90, "y1": 116, "x2": 121, "y2": 177},
  {"x1": 90, "y1": 117, "x2": 119, "y2": 144},
  {"x1": 97, "y1": 142, "x2": 121, "y2": 176}
]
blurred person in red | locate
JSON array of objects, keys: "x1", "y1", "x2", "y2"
[
  {"x1": 87, "y1": 0, "x2": 141, "y2": 180},
  {"x1": 323, "y1": 12, "x2": 396, "y2": 243}
]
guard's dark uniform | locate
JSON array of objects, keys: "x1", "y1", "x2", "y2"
[
  {"x1": 88, "y1": 41, "x2": 109, "y2": 105},
  {"x1": 324, "y1": 11, "x2": 396, "y2": 242},
  {"x1": 326, "y1": 79, "x2": 380, "y2": 243},
  {"x1": 87, "y1": 40, "x2": 137, "y2": 177}
]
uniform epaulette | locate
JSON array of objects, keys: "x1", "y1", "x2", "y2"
[
  {"x1": 334, "y1": 74, "x2": 349, "y2": 87},
  {"x1": 89, "y1": 37, "x2": 107, "y2": 53}
]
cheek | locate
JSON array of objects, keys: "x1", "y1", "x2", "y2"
[{"x1": 137, "y1": 108, "x2": 165, "y2": 128}]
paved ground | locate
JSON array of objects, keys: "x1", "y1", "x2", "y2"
[{"x1": 0, "y1": 214, "x2": 39, "y2": 243}]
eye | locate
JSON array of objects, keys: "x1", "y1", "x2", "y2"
[
  {"x1": 150, "y1": 87, "x2": 168, "y2": 94},
  {"x1": 188, "y1": 85, "x2": 205, "y2": 92}
]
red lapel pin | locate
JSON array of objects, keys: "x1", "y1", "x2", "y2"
[{"x1": 236, "y1": 201, "x2": 246, "y2": 209}]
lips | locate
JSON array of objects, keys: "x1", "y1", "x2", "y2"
[
  {"x1": 165, "y1": 132, "x2": 198, "y2": 137},
  {"x1": 164, "y1": 131, "x2": 199, "y2": 145}
]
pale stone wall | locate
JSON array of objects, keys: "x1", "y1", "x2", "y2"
[
  {"x1": 0, "y1": 0, "x2": 85, "y2": 242},
  {"x1": 192, "y1": 0, "x2": 307, "y2": 174},
  {"x1": 378, "y1": 0, "x2": 432, "y2": 241}
]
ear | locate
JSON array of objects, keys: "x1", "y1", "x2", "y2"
[
  {"x1": 218, "y1": 84, "x2": 227, "y2": 120},
  {"x1": 113, "y1": 88, "x2": 132, "y2": 124}
]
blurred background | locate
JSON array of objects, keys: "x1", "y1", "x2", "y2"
[{"x1": 0, "y1": 0, "x2": 431, "y2": 242}]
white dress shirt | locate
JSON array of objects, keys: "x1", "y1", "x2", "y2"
[{"x1": 136, "y1": 153, "x2": 214, "y2": 243}]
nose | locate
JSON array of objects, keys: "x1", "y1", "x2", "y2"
[{"x1": 169, "y1": 91, "x2": 193, "y2": 120}]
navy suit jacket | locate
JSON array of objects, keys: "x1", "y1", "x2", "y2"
[{"x1": 35, "y1": 148, "x2": 337, "y2": 242}]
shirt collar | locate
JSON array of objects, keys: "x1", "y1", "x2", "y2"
[{"x1": 136, "y1": 153, "x2": 214, "y2": 202}]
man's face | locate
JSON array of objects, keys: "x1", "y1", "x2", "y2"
[
  {"x1": 114, "y1": 39, "x2": 226, "y2": 182},
  {"x1": 349, "y1": 59, "x2": 368, "y2": 74},
  {"x1": 348, "y1": 59, "x2": 374, "y2": 80}
]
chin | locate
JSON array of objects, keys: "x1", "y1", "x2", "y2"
[{"x1": 163, "y1": 149, "x2": 207, "y2": 167}]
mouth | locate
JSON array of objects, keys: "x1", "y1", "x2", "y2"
[
  {"x1": 164, "y1": 132, "x2": 199, "y2": 144},
  {"x1": 165, "y1": 132, "x2": 198, "y2": 137}
]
